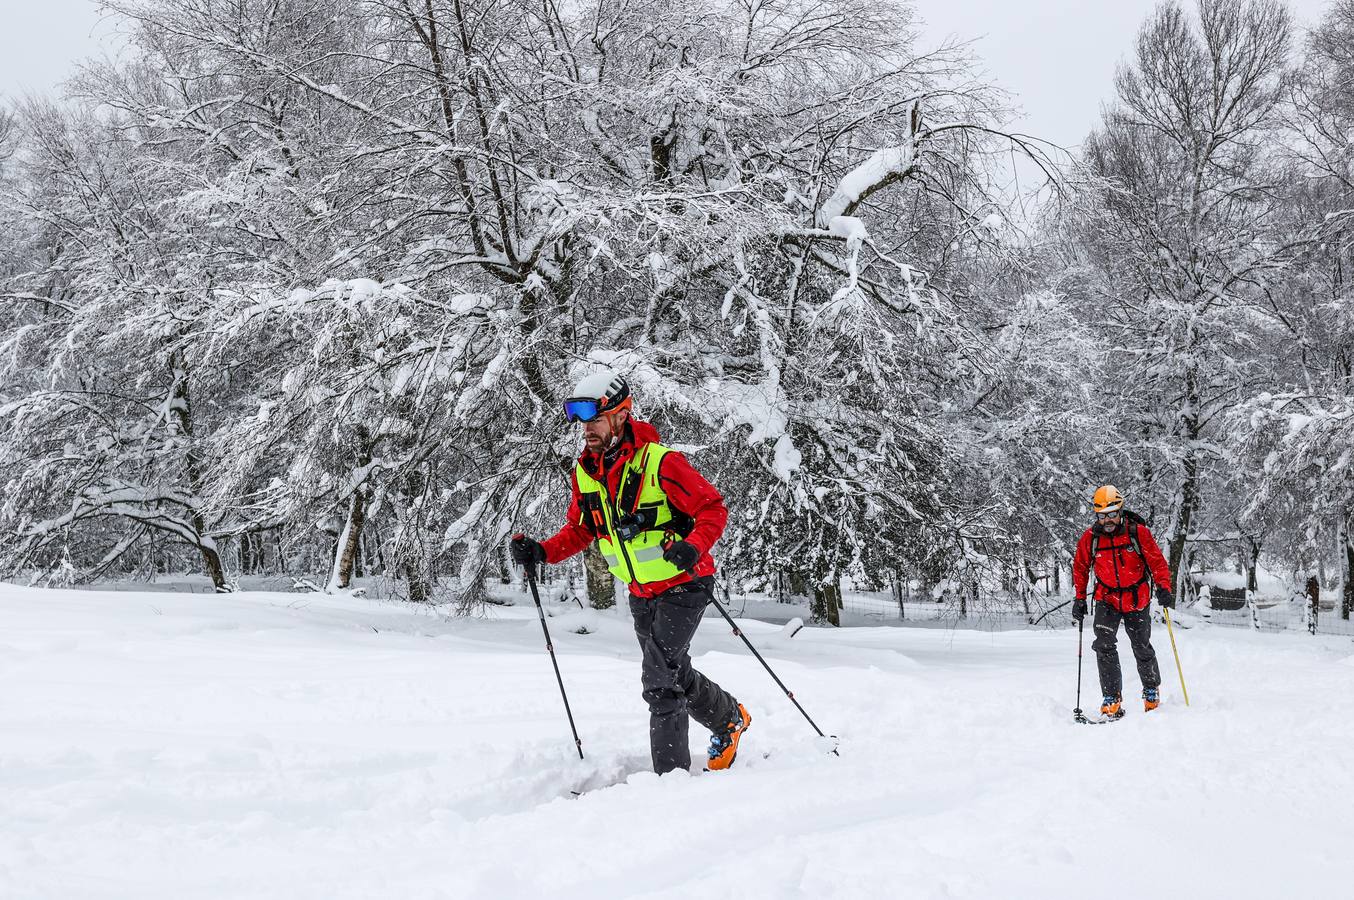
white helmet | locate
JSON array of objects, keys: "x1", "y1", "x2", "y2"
[{"x1": 563, "y1": 370, "x2": 632, "y2": 422}]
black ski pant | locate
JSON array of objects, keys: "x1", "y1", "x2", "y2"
[
  {"x1": 629, "y1": 577, "x2": 740, "y2": 775},
  {"x1": 1092, "y1": 601, "x2": 1161, "y2": 699}
]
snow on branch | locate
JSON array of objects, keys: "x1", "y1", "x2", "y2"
[{"x1": 815, "y1": 102, "x2": 924, "y2": 228}]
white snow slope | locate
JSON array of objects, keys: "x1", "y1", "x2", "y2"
[{"x1": 2, "y1": 583, "x2": 1351, "y2": 900}]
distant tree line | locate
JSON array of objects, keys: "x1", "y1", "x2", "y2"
[{"x1": 0, "y1": 0, "x2": 1350, "y2": 623}]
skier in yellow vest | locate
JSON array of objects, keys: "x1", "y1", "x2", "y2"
[{"x1": 510, "y1": 371, "x2": 751, "y2": 774}]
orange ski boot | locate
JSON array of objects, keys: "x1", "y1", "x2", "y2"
[
  {"x1": 705, "y1": 704, "x2": 752, "y2": 771},
  {"x1": 1100, "y1": 695, "x2": 1124, "y2": 720},
  {"x1": 1144, "y1": 687, "x2": 1160, "y2": 712}
]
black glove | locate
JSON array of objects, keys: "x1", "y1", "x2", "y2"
[
  {"x1": 1072, "y1": 598, "x2": 1088, "y2": 622},
  {"x1": 510, "y1": 533, "x2": 545, "y2": 566},
  {"x1": 1156, "y1": 585, "x2": 1175, "y2": 609},
  {"x1": 662, "y1": 539, "x2": 699, "y2": 572}
]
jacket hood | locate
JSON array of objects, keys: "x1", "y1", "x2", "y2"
[{"x1": 626, "y1": 418, "x2": 662, "y2": 447}]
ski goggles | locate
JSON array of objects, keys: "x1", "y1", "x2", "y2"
[
  {"x1": 1095, "y1": 510, "x2": 1122, "y2": 521},
  {"x1": 563, "y1": 398, "x2": 604, "y2": 423}
]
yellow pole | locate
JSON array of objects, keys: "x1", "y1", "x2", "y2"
[{"x1": 1163, "y1": 608, "x2": 1189, "y2": 706}]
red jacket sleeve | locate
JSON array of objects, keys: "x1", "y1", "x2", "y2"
[
  {"x1": 1136, "y1": 525, "x2": 1173, "y2": 592},
  {"x1": 540, "y1": 469, "x2": 596, "y2": 564},
  {"x1": 657, "y1": 451, "x2": 727, "y2": 557},
  {"x1": 1072, "y1": 529, "x2": 1093, "y2": 601}
]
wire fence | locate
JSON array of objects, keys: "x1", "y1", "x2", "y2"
[
  {"x1": 1184, "y1": 585, "x2": 1354, "y2": 637},
  {"x1": 833, "y1": 583, "x2": 1354, "y2": 636},
  {"x1": 835, "y1": 588, "x2": 1064, "y2": 631}
]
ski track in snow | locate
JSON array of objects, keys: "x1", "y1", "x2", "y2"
[{"x1": 1, "y1": 584, "x2": 1350, "y2": 899}]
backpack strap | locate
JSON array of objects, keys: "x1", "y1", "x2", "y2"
[
  {"x1": 1088, "y1": 533, "x2": 1100, "y2": 603},
  {"x1": 1092, "y1": 525, "x2": 1150, "y2": 594},
  {"x1": 618, "y1": 443, "x2": 652, "y2": 513},
  {"x1": 1127, "y1": 523, "x2": 1144, "y2": 559}
]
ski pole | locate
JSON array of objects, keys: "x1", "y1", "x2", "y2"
[
  {"x1": 659, "y1": 535, "x2": 837, "y2": 754},
  {"x1": 1074, "y1": 539, "x2": 1097, "y2": 724},
  {"x1": 1073, "y1": 615, "x2": 1089, "y2": 723},
  {"x1": 524, "y1": 560, "x2": 584, "y2": 759},
  {"x1": 1163, "y1": 608, "x2": 1190, "y2": 707},
  {"x1": 707, "y1": 590, "x2": 840, "y2": 756}
]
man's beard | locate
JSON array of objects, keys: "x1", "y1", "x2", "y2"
[{"x1": 1094, "y1": 521, "x2": 1122, "y2": 536}]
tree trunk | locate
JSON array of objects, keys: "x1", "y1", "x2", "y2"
[
  {"x1": 167, "y1": 351, "x2": 228, "y2": 592},
  {"x1": 396, "y1": 520, "x2": 433, "y2": 604},
  {"x1": 811, "y1": 579, "x2": 841, "y2": 627},
  {"x1": 1022, "y1": 560, "x2": 1038, "y2": 617},
  {"x1": 1343, "y1": 515, "x2": 1353, "y2": 621},
  {"x1": 1167, "y1": 447, "x2": 1200, "y2": 597},
  {"x1": 1167, "y1": 360, "x2": 1203, "y2": 596},
  {"x1": 367, "y1": 523, "x2": 384, "y2": 575},
  {"x1": 327, "y1": 489, "x2": 368, "y2": 591},
  {"x1": 329, "y1": 427, "x2": 375, "y2": 592},
  {"x1": 1306, "y1": 575, "x2": 1320, "y2": 636},
  {"x1": 1245, "y1": 535, "x2": 1261, "y2": 593},
  {"x1": 583, "y1": 543, "x2": 615, "y2": 609},
  {"x1": 397, "y1": 463, "x2": 434, "y2": 603},
  {"x1": 198, "y1": 538, "x2": 228, "y2": 592},
  {"x1": 404, "y1": 558, "x2": 430, "y2": 604}
]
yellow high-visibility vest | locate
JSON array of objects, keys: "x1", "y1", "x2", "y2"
[{"x1": 574, "y1": 442, "x2": 686, "y2": 584}]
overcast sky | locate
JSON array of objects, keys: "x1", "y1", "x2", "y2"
[
  {"x1": 920, "y1": 0, "x2": 1333, "y2": 150},
  {"x1": 0, "y1": 0, "x2": 1338, "y2": 152},
  {"x1": 0, "y1": 0, "x2": 113, "y2": 98}
]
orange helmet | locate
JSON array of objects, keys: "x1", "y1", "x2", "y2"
[{"x1": 1092, "y1": 485, "x2": 1125, "y2": 514}]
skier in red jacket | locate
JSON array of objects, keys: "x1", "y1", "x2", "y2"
[
  {"x1": 1072, "y1": 485, "x2": 1176, "y2": 719},
  {"x1": 510, "y1": 371, "x2": 750, "y2": 774}
]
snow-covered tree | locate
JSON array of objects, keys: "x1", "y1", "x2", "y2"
[
  {"x1": 0, "y1": 0, "x2": 1184, "y2": 618},
  {"x1": 1066, "y1": 0, "x2": 1303, "y2": 593},
  {"x1": 0, "y1": 101, "x2": 239, "y2": 588},
  {"x1": 1234, "y1": 0, "x2": 1354, "y2": 618}
]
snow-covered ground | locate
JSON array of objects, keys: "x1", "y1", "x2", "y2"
[{"x1": 3, "y1": 583, "x2": 1351, "y2": 899}]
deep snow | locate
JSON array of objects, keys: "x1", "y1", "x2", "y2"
[{"x1": 2, "y1": 583, "x2": 1351, "y2": 899}]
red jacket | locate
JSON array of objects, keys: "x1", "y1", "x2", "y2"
[
  {"x1": 540, "y1": 418, "x2": 727, "y2": 599},
  {"x1": 1072, "y1": 518, "x2": 1172, "y2": 612}
]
